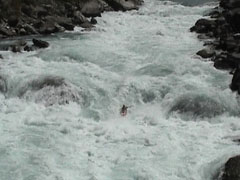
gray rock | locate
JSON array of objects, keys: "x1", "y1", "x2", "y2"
[
  {"x1": 79, "y1": 21, "x2": 94, "y2": 29},
  {"x1": 81, "y1": 0, "x2": 104, "y2": 17},
  {"x1": 196, "y1": 48, "x2": 215, "y2": 58},
  {"x1": 8, "y1": 15, "x2": 19, "y2": 27},
  {"x1": 104, "y1": 0, "x2": 143, "y2": 11},
  {"x1": 0, "y1": 76, "x2": 7, "y2": 93},
  {"x1": 32, "y1": 38, "x2": 49, "y2": 48},
  {"x1": 222, "y1": 155, "x2": 240, "y2": 180},
  {"x1": 0, "y1": 54, "x2": 3, "y2": 59},
  {"x1": 23, "y1": 24, "x2": 39, "y2": 35},
  {"x1": 72, "y1": 11, "x2": 88, "y2": 25}
]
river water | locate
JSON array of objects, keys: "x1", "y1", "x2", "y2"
[{"x1": 0, "y1": 0, "x2": 240, "y2": 180}]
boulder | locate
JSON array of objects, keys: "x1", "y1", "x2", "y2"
[
  {"x1": 19, "y1": 76, "x2": 83, "y2": 106},
  {"x1": 23, "y1": 24, "x2": 39, "y2": 35},
  {"x1": 81, "y1": 0, "x2": 104, "y2": 17},
  {"x1": 214, "y1": 58, "x2": 236, "y2": 70},
  {"x1": 79, "y1": 21, "x2": 94, "y2": 29},
  {"x1": 0, "y1": 26, "x2": 15, "y2": 37},
  {"x1": 230, "y1": 67, "x2": 240, "y2": 92},
  {"x1": 91, "y1": 17, "x2": 97, "y2": 24},
  {"x1": 38, "y1": 21, "x2": 59, "y2": 34},
  {"x1": 72, "y1": 11, "x2": 88, "y2": 25},
  {"x1": 225, "y1": 8, "x2": 240, "y2": 33},
  {"x1": 196, "y1": 48, "x2": 215, "y2": 58},
  {"x1": 32, "y1": 38, "x2": 49, "y2": 48},
  {"x1": 8, "y1": 16, "x2": 19, "y2": 27},
  {"x1": 190, "y1": 19, "x2": 216, "y2": 33},
  {"x1": 21, "y1": 4, "x2": 34, "y2": 17},
  {"x1": 104, "y1": 0, "x2": 143, "y2": 11},
  {"x1": 221, "y1": 155, "x2": 240, "y2": 180},
  {"x1": 45, "y1": 16, "x2": 74, "y2": 31}
]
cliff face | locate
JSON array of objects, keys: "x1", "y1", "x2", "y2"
[{"x1": 0, "y1": 0, "x2": 143, "y2": 38}]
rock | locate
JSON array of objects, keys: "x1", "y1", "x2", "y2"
[
  {"x1": 0, "y1": 26, "x2": 14, "y2": 36},
  {"x1": 19, "y1": 76, "x2": 83, "y2": 106},
  {"x1": 79, "y1": 21, "x2": 94, "y2": 29},
  {"x1": 230, "y1": 67, "x2": 240, "y2": 92},
  {"x1": 91, "y1": 17, "x2": 97, "y2": 24},
  {"x1": 23, "y1": 24, "x2": 39, "y2": 35},
  {"x1": 72, "y1": 11, "x2": 88, "y2": 25},
  {"x1": 24, "y1": 45, "x2": 37, "y2": 52},
  {"x1": 196, "y1": 48, "x2": 215, "y2": 58},
  {"x1": 0, "y1": 54, "x2": 3, "y2": 59},
  {"x1": 9, "y1": 40, "x2": 27, "y2": 53},
  {"x1": 8, "y1": 16, "x2": 19, "y2": 27},
  {"x1": 21, "y1": 4, "x2": 33, "y2": 17},
  {"x1": 190, "y1": 19, "x2": 216, "y2": 33},
  {"x1": 38, "y1": 21, "x2": 59, "y2": 34},
  {"x1": 81, "y1": 0, "x2": 104, "y2": 17},
  {"x1": 36, "y1": 6, "x2": 48, "y2": 18},
  {"x1": 105, "y1": 0, "x2": 143, "y2": 11},
  {"x1": 213, "y1": 53, "x2": 235, "y2": 70},
  {"x1": 32, "y1": 38, "x2": 49, "y2": 48},
  {"x1": 221, "y1": 155, "x2": 240, "y2": 180},
  {"x1": 45, "y1": 16, "x2": 74, "y2": 31},
  {"x1": 0, "y1": 76, "x2": 7, "y2": 93},
  {"x1": 225, "y1": 8, "x2": 240, "y2": 33}
]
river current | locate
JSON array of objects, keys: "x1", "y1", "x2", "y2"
[{"x1": 0, "y1": 0, "x2": 240, "y2": 180}]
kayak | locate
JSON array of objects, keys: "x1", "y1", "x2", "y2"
[{"x1": 120, "y1": 110, "x2": 127, "y2": 116}]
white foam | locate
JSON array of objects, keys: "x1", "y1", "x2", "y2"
[{"x1": 0, "y1": 1, "x2": 239, "y2": 180}]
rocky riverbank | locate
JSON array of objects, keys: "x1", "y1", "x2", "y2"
[
  {"x1": 191, "y1": 0, "x2": 240, "y2": 179},
  {"x1": 191, "y1": 0, "x2": 240, "y2": 94},
  {"x1": 0, "y1": 0, "x2": 143, "y2": 54}
]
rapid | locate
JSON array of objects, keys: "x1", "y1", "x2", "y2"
[{"x1": 0, "y1": 0, "x2": 240, "y2": 180}]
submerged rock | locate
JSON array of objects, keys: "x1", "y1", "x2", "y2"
[
  {"x1": 19, "y1": 76, "x2": 85, "y2": 106},
  {"x1": 0, "y1": 76, "x2": 7, "y2": 93},
  {"x1": 169, "y1": 94, "x2": 225, "y2": 118},
  {"x1": 221, "y1": 155, "x2": 240, "y2": 180}
]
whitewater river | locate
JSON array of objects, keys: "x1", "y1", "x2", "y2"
[{"x1": 0, "y1": 0, "x2": 240, "y2": 180}]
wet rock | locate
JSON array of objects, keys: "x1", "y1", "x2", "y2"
[
  {"x1": 196, "y1": 48, "x2": 215, "y2": 58},
  {"x1": 213, "y1": 53, "x2": 236, "y2": 70},
  {"x1": 32, "y1": 38, "x2": 49, "y2": 48},
  {"x1": 38, "y1": 21, "x2": 59, "y2": 34},
  {"x1": 169, "y1": 94, "x2": 224, "y2": 118},
  {"x1": 79, "y1": 21, "x2": 94, "y2": 29},
  {"x1": 19, "y1": 76, "x2": 84, "y2": 106},
  {"x1": 190, "y1": 19, "x2": 216, "y2": 33},
  {"x1": 230, "y1": 67, "x2": 240, "y2": 92},
  {"x1": 105, "y1": 0, "x2": 143, "y2": 11},
  {"x1": 23, "y1": 45, "x2": 37, "y2": 52},
  {"x1": 72, "y1": 11, "x2": 88, "y2": 25},
  {"x1": 91, "y1": 17, "x2": 97, "y2": 24},
  {"x1": 0, "y1": 76, "x2": 7, "y2": 93},
  {"x1": 81, "y1": 0, "x2": 104, "y2": 17},
  {"x1": 221, "y1": 155, "x2": 240, "y2": 180}
]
